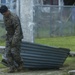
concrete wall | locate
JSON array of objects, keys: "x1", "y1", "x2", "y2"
[{"x1": 20, "y1": 0, "x2": 34, "y2": 42}]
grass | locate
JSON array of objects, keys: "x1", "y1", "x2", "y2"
[
  {"x1": 0, "y1": 26, "x2": 6, "y2": 38},
  {"x1": 0, "y1": 36, "x2": 75, "y2": 74},
  {"x1": 0, "y1": 39, "x2": 5, "y2": 46},
  {"x1": 64, "y1": 57, "x2": 75, "y2": 70},
  {"x1": 0, "y1": 40, "x2": 5, "y2": 68},
  {"x1": 0, "y1": 55, "x2": 6, "y2": 68},
  {"x1": 61, "y1": 57, "x2": 75, "y2": 75},
  {"x1": 35, "y1": 36, "x2": 75, "y2": 51}
]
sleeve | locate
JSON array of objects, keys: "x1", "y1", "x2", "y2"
[
  {"x1": 3, "y1": 18, "x2": 9, "y2": 42},
  {"x1": 4, "y1": 18, "x2": 13, "y2": 43},
  {"x1": 12, "y1": 16, "x2": 22, "y2": 46}
]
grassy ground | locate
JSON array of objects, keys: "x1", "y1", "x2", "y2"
[
  {"x1": 35, "y1": 36, "x2": 75, "y2": 51},
  {"x1": 0, "y1": 55, "x2": 6, "y2": 68},
  {"x1": 0, "y1": 40, "x2": 5, "y2": 68},
  {"x1": 0, "y1": 36, "x2": 75, "y2": 74},
  {"x1": 0, "y1": 39, "x2": 5, "y2": 46}
]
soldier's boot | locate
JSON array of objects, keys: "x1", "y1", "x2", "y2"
[
  {"x1": 17, "y1": 62, "x2": 25, "y2": 71},
  {"x1": 18, "y1": 64, "x2": 24, "y2": 71},
  {"x1": 8, "y1": 66, "x2": 17, "y2": 73},
  {"x1": 1, "y1": 59, "x2": 9, "y2": 67}
]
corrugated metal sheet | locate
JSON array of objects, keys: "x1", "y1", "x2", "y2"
[{"x1": 21, "y1": 42, "x2": 70, "y2": 69}]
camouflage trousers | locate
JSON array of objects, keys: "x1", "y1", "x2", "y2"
[{"x1": 5, "y1": 39, "x2": 23, "y2": 68}]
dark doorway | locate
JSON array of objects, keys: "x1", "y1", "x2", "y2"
[
  {"x1": 63, "y1": 0, "x2": 75, "y2": 5},
  {"x1": 43, "y1": 0, "x2": 58, "y2": 5}
]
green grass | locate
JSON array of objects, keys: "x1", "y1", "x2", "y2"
[
  {"x1": 0, "y1": 55, "x2": 6, "y2": 68},
  {"x1": 0, "y1": 39, "x2": 5, "y2": 46},
  {"x1": 0, "y1": 26, "x2": 6, "y2": 37},
  {"x1": 35, "y1": 36, "x2": 75, "y2": 51},
  {"x1": 0, "y1": 40, "x2": 5, "y2": 68},
  {"x1": 63, "y1": 57, "x2": 75, "y2": 70}
]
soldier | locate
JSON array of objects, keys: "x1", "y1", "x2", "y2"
[{"x1": 0, "y1": 5, "x2": 24, "y2": 73}]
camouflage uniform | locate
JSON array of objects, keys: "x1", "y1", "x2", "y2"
[{"x1": 3, "y1": 11, "x2": 23, "y2": 68}]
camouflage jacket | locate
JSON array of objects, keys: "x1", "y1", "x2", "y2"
[{"x1": 3, "y1": 11, "x2": 23, "y2": 45}]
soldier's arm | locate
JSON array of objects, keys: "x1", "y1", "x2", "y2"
[
  {"x1": 12, "y1": 16, "x2": 22, "y2": 45},
  {"x1": 3, "y1": 18, "x2": 9, "y2": 41}
]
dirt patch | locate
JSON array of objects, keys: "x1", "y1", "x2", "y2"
[{"x1": 0, "y1": 68, "x2": 68, "y2": 75}]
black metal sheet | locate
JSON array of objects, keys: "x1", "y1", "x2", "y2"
[{"x1": 21, "y1": 42, "x2": 70, "y2": 69}]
